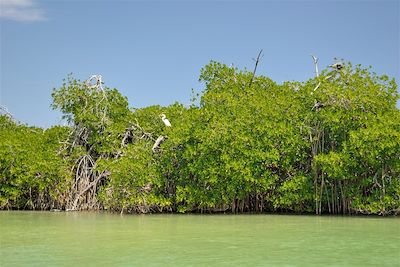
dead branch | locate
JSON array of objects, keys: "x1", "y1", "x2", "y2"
[
  {"x1": 248, "y1": 49, "x2": 263, "y2": 88},
  {"x1": 311, "y1": 55, "x2": 319, "y2": 77},
  {"x1": 152, "y1": 135, "x2": 167, "y2": 153},
  {"x1": 313, "y1": 82, "x2": 321, "y2": 92},
  {"x1": 310, "y1": 55, "x2": 321, "y2": 93},
  {"x1": 121, "y1": 122, "x2": 154, "y2": 148}
]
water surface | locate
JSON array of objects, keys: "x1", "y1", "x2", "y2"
[{"x1": 0, "y1": 211, "x2": 399, "y2": 266}]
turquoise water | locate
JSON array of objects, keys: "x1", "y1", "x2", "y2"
[{"x1": 0, "y1": 211, "x2": 399, "y2": 266}]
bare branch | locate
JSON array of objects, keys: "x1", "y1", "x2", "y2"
[
  {"x1": 313, "y1": 81, "x2": 321, "y2": 92},
  {"x1": 248, "y1": 49, "x2": 263, "y2": 88},
  {"x1": 311, "y1": 55, "x2": 319, "y2": 77},
  {"x1": 152, "y1": 135, "x2": 167, "y2": 153}
]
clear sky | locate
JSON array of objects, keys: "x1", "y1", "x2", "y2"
[{"x1": 1, "y1": 0, "x2": 399, "y2": 128}]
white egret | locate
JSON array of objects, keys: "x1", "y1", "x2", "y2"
[{"x1": 160, "y1": 113, "x2": 171, "y2": 127}]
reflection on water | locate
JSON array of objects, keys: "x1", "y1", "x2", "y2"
[{"x1": 0, "y1": 211, "x2": 399, "y2": 267}]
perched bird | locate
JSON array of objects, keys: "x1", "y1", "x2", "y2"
[
  {"x1": 160, "y1": 113, "x2": 171, "y2": 127},
  {"x1": 312, "y1": 99, "x2": 325, "y2": 111},
  {"x1": 86, "y1": 74, "x2": 103, "y2": 90},
  {"x1": 330, "y1": 62, "x2": 344, "y2": 70}
]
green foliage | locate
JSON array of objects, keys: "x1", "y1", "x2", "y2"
[
  {"x1": 1, "y1": 61, "x2": 398, "y2": 215},
  {"x1": 162, "y1": 62, "x2": 311, "y2": 212},
  {"x1": 97, "y1": 140, "x2": 170, "y2": 213},
  {"x1": 0, "y1": 116, "x2": 69, "y2": 209},
  {"x1": 306, "y1": 63, "x2": 400, "y2": 215}
]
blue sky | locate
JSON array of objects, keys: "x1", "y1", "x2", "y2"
[{"x1": 1, "y1": 0, "x2": 399, "y2": 128}]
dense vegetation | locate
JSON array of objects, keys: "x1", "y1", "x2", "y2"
[{"x1": 1, "y1": 61, "x2": 399, "y2": 215}]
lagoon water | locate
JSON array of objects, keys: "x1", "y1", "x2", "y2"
[{"x1": 0, "y1": 211, "x2": 399, "y2": 267}]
